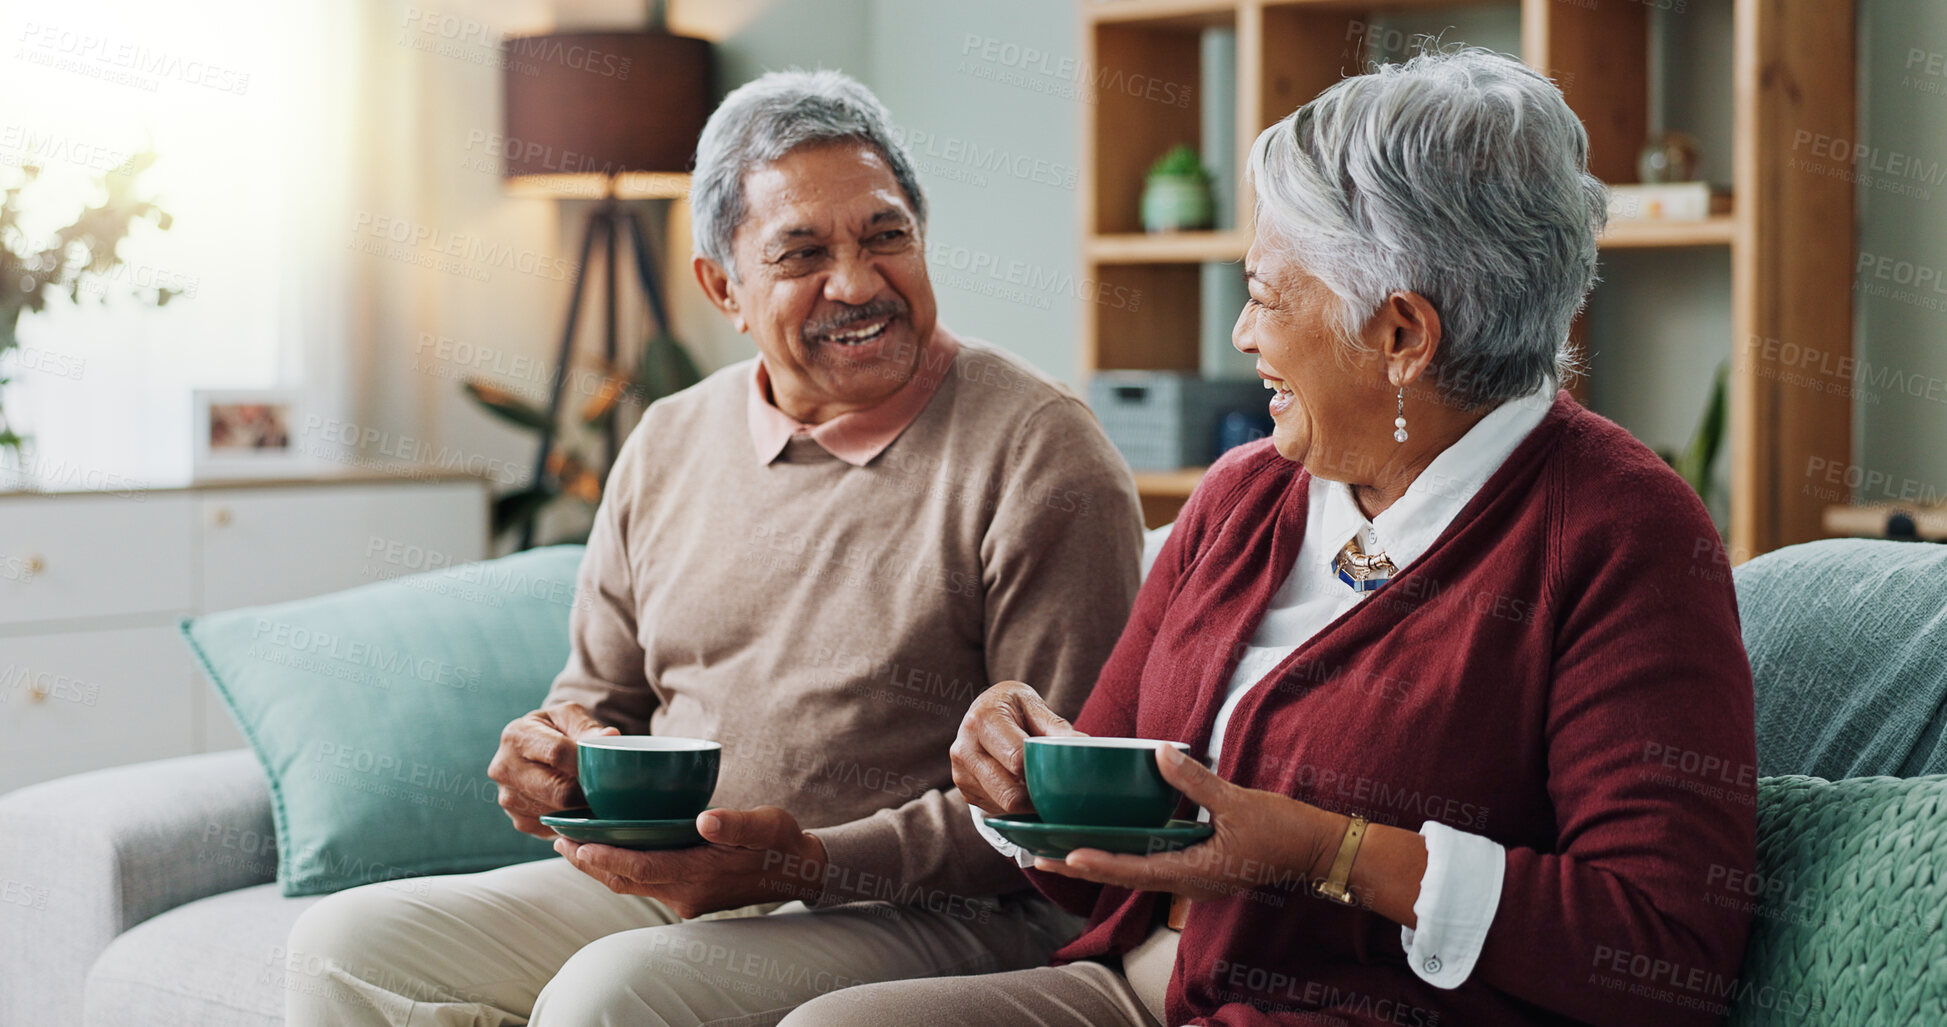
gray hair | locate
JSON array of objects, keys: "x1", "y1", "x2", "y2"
[
  {"x1": 1247, "y1": 46, "x2": 1607, "y2": 408},
  {"x1": 689, "y1": 69, "x2": 927, "y2": 281}
]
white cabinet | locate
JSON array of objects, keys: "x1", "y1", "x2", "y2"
[
  {"x1": 0, "y1": 475, "x2": 488, "y2": 793},
  {"x1": 0, "y1": 627, "x2": 196, "y2": 785},
  {"x1": 0, "y1": 495, "x2": 196, "y2": 625},
  {"x1": 200, "y1": 483, "x2": 487, "y2": 612}
]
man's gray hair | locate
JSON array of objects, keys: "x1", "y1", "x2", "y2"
[
  {"x1": 690, "y1": 69, "x2": 926, "y2": 280},
  {"x1": 1247, "y1": 46, "x2": 1608, "y2": 408}
]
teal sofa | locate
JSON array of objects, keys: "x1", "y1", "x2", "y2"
[{"x1": 0, "y1": 537, "x2": 1942, "y2": 1025}]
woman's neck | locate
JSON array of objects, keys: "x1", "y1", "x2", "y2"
[{"x1": 1347, "y1": 404, "x2": 1494, "y2": 519}]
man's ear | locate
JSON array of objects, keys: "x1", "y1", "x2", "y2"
[
  {"x1": 692, "y1": 255, "x2": 748, "y2": 334},
  {"x1": 1374, "y1": 290, "x2": 1441, "y2": 388}
]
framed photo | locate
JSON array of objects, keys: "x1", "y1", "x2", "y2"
[{"x1": 192, "y1": 389, "x2": 313, "y2": 480}]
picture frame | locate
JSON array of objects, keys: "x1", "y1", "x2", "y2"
[{"x1": 191, "y1": 389, "x2": 315, "y2": 481}]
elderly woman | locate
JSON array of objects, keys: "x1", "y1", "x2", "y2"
[{"x1": 780, "y1": 47, "x2": 1756, "y2": 1027}]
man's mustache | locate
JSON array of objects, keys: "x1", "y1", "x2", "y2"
[{"x1": 804, "y1": 299, "x2": 907, "y2": 341}]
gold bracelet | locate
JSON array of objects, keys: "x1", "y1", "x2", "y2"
[{"x1": 1310, "y1": 814, "x2": 1368, "y2": 906}]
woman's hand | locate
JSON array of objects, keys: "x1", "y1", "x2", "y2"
[
  {"x1": 950, "y1": 680, "x2": 1084, "y2": 816},
  {"x1": 1034, "y1": 745, "x2": 1347, "y2": 904}
]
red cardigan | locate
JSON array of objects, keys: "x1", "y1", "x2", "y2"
[{"x1": 1027, "y1": 394, "x2": 1756, "y2": 1026}]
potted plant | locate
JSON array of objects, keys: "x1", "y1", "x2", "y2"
[
  {"x1": 1141, "y1": 144, "x2": 1215, "y2": 233},
  {"x1": 462, "y1": 330, "x2": 702, "y2": 547},
  {"x1": 0, "y1": 154, "x2": 178, "y2": 461}
]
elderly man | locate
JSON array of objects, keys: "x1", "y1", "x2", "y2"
[{"x1": 284, "y1": 69, "x2": 1143, "y2": 1025}]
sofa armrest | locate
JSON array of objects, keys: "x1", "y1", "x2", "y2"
[{"x1": 0, "y1": 748, "x2": 274, "y2": 1027}]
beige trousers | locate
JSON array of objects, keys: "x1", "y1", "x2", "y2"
[
  {"x1": 777, "y1": 924, "x2": 1179, "y2": 1027},
  {"x1": 282, "y1": 856, "x2": 1082, "y2": 1027}
]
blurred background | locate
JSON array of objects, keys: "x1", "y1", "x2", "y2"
[{"x1": 1, "y1": 0, "x2": 1944, "y2": 789}]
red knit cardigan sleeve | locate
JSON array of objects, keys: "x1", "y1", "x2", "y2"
[{"x1": 1469, "y1": 429, "x2": 1757, "y2": 1025}]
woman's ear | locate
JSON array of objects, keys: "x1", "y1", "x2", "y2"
[{"x1": 1376, "y1": 290, "x2": 1442, "y2": 388}]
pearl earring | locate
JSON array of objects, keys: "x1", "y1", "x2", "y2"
[{"x1": 1393, "y1": 385, "x2": 1409, "y2": 443}]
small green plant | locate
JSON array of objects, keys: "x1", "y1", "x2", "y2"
[
  {"x1": 464, "y1": 331, "x2": 702, "y2": 546},
  {"x1": 1660, "y1": 360, "x2": 1728, "y2": 502},
  {"x1": 1142, "y1": 146, "x2": 1216, "y2": 233},
  {"x1": 1147, "y1": 144, "x2": 1210, "y2": 181},
  {"x1": 0, "y1": 154, "x2": 177, "y2": 458}
]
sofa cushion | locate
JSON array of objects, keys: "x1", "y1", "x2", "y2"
[
  {"x1": 1734, "y1": 539, "x2": 1947, "y2": 778},
  {"x1": 183, "y1": 545, "x2": 584, "y2": 896},
  {"x1": 1729, "y1": 773, "x2": 1947, "y2": 1025},
  {"x1": 84, "y1": 883, "x2": 322, "y2": 1027}
]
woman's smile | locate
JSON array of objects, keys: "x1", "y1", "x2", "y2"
[{"x1": 1260, "y1": 370, "x2": 1296, "y2": 417}]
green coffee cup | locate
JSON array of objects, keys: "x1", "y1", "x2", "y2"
[
  {"x1": 577, "y1": 736, "x2": 720, "y2": 822},
  {"x1": 1023, "y1": 736, "x2": 1192, "y2": 828}
]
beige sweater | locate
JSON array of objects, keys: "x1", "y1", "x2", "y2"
[{"x1": 546, "y1": 334, "x2": 1144, "y2": 907}]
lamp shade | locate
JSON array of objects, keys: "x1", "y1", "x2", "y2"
[{"x1": 501, "y1": 31, "x2": 712, "y2": 199}]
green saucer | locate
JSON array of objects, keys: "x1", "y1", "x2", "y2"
[
  {"x1": 983, "y1": 813, "x2": 1213, "y2": 859},
  {"x1": 541, "y1": 808, "x2": 705, "y2": 850}
]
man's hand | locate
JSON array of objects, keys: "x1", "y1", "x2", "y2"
[
  {"x1": 553, "y1": 806, "x2": 830, "y2": 918},
  {"x1": 949, "y1": 680, "x2": 1083, "y2": 817},
  {"x1": 488, "y1": 702, "x2": 620, "y2": 837}
]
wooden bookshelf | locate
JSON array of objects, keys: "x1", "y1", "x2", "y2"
[
  {"x1": 1086, "y1": 231, "x2": 1248, "y2": 264},
  {"x1": 1598, "y1": 214, "x2": 1736, "y2": 250},
  {"x1": 1080, "y1": 0, "x2": 1855, "y2": 554}
]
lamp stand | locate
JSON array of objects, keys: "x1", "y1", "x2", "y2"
[{"x1": 520, "y1": 192, "x2": 673, "y2": 550}]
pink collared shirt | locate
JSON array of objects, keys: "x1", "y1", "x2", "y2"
[{"x1": 745, "y1": 327, "x2": 960, "y2": 466}]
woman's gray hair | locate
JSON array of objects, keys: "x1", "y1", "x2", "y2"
[
  {"x1": 1247, "y1": 46, "x2": 1608, "y2": 408},
  {"x1": 690, "y1": 69, "x2": 927, "y2": 280}
]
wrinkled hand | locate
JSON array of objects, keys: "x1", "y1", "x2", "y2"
[
  {"x1": 553, "y1": 806, "x2": 829, "y2": 918},
  {"x1": 950, "y1": 680, "x2": 1083, "y2": 816},
  {"x1": 488, "y1": 702, "x2": 619, "y2": 837},
  {"x1": 1033, "y1": 746, "x2": 1345, "y2": 903}
]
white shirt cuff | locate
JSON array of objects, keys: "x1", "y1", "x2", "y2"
[
  {"x1": 1398, "y1": 820, "x2": 1505, "y2": 989},
  {"x1": 969, "y1": 803, "x2": 1036, "y2": 868}
]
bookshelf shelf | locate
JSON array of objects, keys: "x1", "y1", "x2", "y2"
[
  {"x1": 1079, "y1": 0, "x2": 1855, "y2": 553},
  {"x1": 1598, "y1": 214, "x2": 1736, "y2": 249}
]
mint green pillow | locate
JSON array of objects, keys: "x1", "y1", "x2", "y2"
[
  {"x1": 182, "y1": 545, "x2": 585, "y2": 896},
  {"x1": 1730, "y1": 774, "x2": 1947, "y2": 1026}
]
